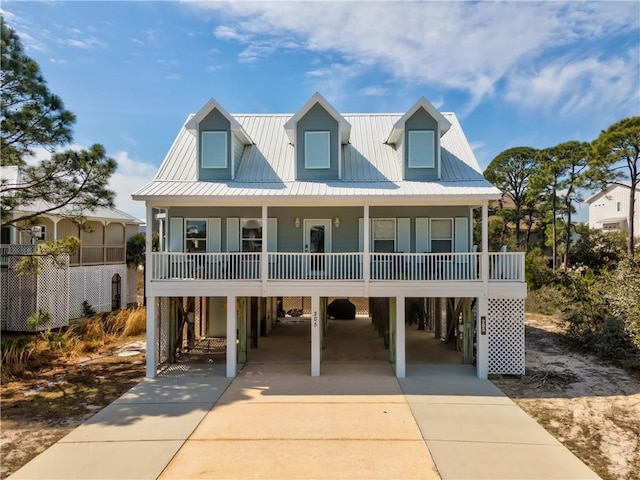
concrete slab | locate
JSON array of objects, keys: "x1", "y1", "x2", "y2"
[
  {"x1": 426, "y1": 441, "x2": 600, "y2": 480},
  {"x1": 160, "y1": 439, "x2": 439, "y2": 480},
  {"x1": 191, "y1": 402, "x2": 423, "y2": 440},
  {"x1": 61, "y1": 402, "x2": 213, "y2": 442},
  {"x1": 409, "y1": 402, "x2": 559, "y2": 445},
  {"x1": 9, "y1": 440, "x2": 184, "y2": 480},
  {"x1": 217, "y1": 362, "x2": 405, "y2": 404},
  {"x1": 115, "y1": 376, "x2": 232, "y2": 404}
]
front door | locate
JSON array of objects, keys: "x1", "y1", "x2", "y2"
[{"x1": 304, "y1": 219, "x2": 331, "y2": 276}]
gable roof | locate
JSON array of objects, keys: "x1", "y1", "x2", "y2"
[
  {"x1": 586, "y1": 183, "x2": 640, "y2": 204},
  {"x1": 386, "y1": 97, "x2": 452, "y2": 144},
  {"x1": 134, "y1": 110, "x2": 499, "y2": 203},
  {"x1": 283, "y1": 92, "x2": 351, "y2": 144},
  {"x1": 184, "y1": 97, "x2": 253, "y2": 144}
]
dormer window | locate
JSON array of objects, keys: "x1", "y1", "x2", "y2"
[
  {"x1": 408, "y1": 130, "x2": 435, "y2": 168},
  {"x1": 201, "y1": 131, "x2": 228, "y2": 169},
  {"x1": 305, "y1": 131, "x2": 330, "y2": 169}
]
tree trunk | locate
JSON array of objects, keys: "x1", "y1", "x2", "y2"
[
  {"x1": 629, "y1": 184, "x2": 636, "y2": 258},
  {"x1": 552, "y1": 191, "x2": 557, "y2": 271}
]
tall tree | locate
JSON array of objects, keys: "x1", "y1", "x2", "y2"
[
  {"x1": 484, "y1": 147, "x2": 538, "y2": 249},
  {"x1": 0, "y1": 17, "x2": 116, "y2": 225},
  {"x1": 590, "y1": 117, "x2": 640, "y2": 258},
  {"x1": 532, "y1": 141, "x2": 590, "y2": 268}
]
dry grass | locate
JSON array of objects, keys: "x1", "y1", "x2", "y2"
[{"x1": 1, "y1": 308, "x2": 146, "y2": 382}]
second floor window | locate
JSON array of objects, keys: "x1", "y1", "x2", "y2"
[
  {"x1": 186, "y1": 219, "x2": 207, "y2": 252},
  {"x1": 201, "y1": 131, "x2": 227, "y2": 169},
  {"x1": 373, "y1": 219, "x2": 395, "y2": 253},
  {"x1": 431, "y1": 219, "x2": 453, "y2": 253},
  {"x1": 408, "y1": 130, "x2": 435, "y2": 168},
  {"x1": 241, "y1": 218, "x2": 262, "y2": 252},
  {"x1": 305, "y1": 131, "x2": 330, "y2": 169}
]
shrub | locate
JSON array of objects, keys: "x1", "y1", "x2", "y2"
[
  {"x1": 26, "y1": 308, "x2": 52, "y2": 331},
  {"x1": 525, "y1": 285, "x2": 564, "y2": 315},
  {"x1": 82, "y1": 300, "x2": 97, "y2": 317},
  {"x1": 525, "y1": 248, "x2": 556, "y2": 290}
]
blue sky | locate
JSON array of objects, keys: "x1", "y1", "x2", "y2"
[{"x1": 2, "y1": 1, "x2": 639, "y2": 221}]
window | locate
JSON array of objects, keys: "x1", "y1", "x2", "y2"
[
  {"x1": 201, "y1": 131, "x2": 227, "y2": 169},
  {"x1": 616, "y1": 201, "x2": 621, "y2": 212},
  {"x1": 185, "y1": 219, "x2": 207, "y2": 252},
  {"x1": 305, "y1": 131, "x2": 330, "y2": 169},
  {"x1": 241, "y1": 218, "x2": 262, "y2": 252},
  {"x1": 373, "y1": 219, "x2": 395, "y2": 252},
  {"x1": 430, "y1": 219, "x2": 452, "y2": 253},
  {"x1": 408, "y1": 130, "x2": 435, "y2": 168}
]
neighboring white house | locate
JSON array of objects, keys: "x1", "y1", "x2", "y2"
[
  {"x1": 1, "y1": 166, "x2": 142, "y2": 331},
  {"x1": 586, "y1": 184, "x2": 640, "y2": 234},
  {"x1": 132, "y1": 93, "x2": 527, "y2": 380}
]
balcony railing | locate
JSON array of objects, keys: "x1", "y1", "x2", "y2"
[
  {"x1": 70, "y1": 245, "x2": 125, "y2": 266},
  {"x1": 150, "y1": 251, "x2": 525, "y2": 283}
]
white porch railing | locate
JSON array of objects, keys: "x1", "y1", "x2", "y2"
[
  {"x1": 152, "y1": 252, "x2": 261, "y2": 280},
  {"x1": 489, "y1": 252, "x2": 525, "y2": 281},
  {"x1": 268, "y1": 253, "x2": 362, "y2": 280},
  {"x1": 150, "y1": 252, "x2": 525, "y2": 283},
  {"x1": 370, "y1": 253, "x2": 481, "y2": 281}
]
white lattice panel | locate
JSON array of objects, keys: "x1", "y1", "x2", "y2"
[
  {"x1": 488, "y1": 298, "x2": 525, "y2": 375},
  {"x1": 68, "y1": 264, "x2": 128, "y2": 318},
  {"x1": 159, "y1": 297, "x2": 170, "y2": 365},
  {"x1": 6, "y1": 245, "x2": 37, "y2": 331},
  {"x1": 1, "y1": 269, "x2": 8, "y2": 330},
  {"x1": 36, "y1": 255, "x2": 70, "y2": 329},
  {"x1": 127, "y1": 267, "x2": 139, "y2": 305}
]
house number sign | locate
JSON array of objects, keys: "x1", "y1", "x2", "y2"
[{"x1": 313, "y1": 311, "x2": 318, "y2": 328}]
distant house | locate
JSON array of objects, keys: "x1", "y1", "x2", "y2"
[
  {"x1": 133, "y1": 93, "x2": 527, "y2": 380},
  {"x1": 586, "y1": 184, "x2": 640, "y2": 234},
  {"x1": 1, "y1": 167, "x2": 142, "y2": 331}
]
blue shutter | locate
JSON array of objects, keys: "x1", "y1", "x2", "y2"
[
  {"x1": 207, "y1": 218, "x2": 221, "y2": 252},
  {"x1": 169, "y1": 217, "x2": 183, "y2": 252},
  {"x1": 226, "y1": 218, "x2": 239, "y2": 252}
]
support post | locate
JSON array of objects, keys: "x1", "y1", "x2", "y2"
[
  {"x1": 311, "y1": 295, "x2": 320, "y2": 376},
  {"x1": 226, "y1": 295, "x2": 237, "y2": 378},
  {"x1": 477, "y1": 296, "x2": 489, "y2": 379},
  {"x1": 261, "y1": 204, "x2": 268, "y2": 296},
  {"x1": 395, "y1": 296, "x2": 406, "y2": 378},
  {"x1": 145, "y1": 297, "x2": 157, "y2": 377},
  {"x1": 363, "y1": 204, "x2": 370, "y2": 296}
]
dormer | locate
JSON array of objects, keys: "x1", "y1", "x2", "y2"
[
  {"x1": 284, "y1": 93, "x2": 351, "y2": 181},
  {"x1": 185, "y1": 98, "x2": 252, "y2": 181},
  {"x1": 386, "y1": 97, "x2": 452, "y2": 181}
]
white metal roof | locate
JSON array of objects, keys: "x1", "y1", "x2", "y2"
[{"x1": 134, "y1": 110, "x2": 500, "y2": 202}]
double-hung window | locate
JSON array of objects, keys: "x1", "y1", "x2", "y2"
[
  {"x1": 408, "y1": 130, "x2": 435, "y2": 168},
  {"x1": 185, "y1": 219, "x2": 207, "y2": 252},
  {"x1": 373, "y1": 219, "x2": 395, "y2": 253},
  {"x1": 305, "y1": 131, "x2": 330, "y2": 169},
  {"x1": 241, "y1": 218, "x2": 262, "y2": 252},
  {"x1": 430, "y1": 219, "x2": 453, "y2": 253},
  {"x1": 201, "y1": 131, "x2": 227, "y2": 169}
]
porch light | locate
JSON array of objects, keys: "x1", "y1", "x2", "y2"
[
  {"x1": 334, "y1": 217, "x2": 340, "y2": 228},
  {"x1": 294, "y1": 217, "x2": 301, "y2": 228}
]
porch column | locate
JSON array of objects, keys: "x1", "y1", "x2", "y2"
[
  {"x1": 261, "y1": 204, "x2": 268, "y2": 295},
  {"x1": 478, "y1": 201, "x2": 490, "y2": 379},
  {"x1": 363, "y1": 204, "x2": 370, "y2": 296},
  {"x1": 311, "y1": 295, "x2": 320, "y2": 376},
  {"x1": 481, "y1": 201, "x2": 489, "y2": 286},
  {"x1": 477, "y1": 296, "x2": 489, "y2": 379},
  {"x1": 146, "y1": 297, "x2": 157, "y2": 378},
  {"x1": 226, "y1": 295, "x2": 237, "y2": 378},
  {"x1": 395, "y1": 296, "x2": 406, "y2": 378}
]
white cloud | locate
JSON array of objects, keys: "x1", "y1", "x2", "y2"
[
  {"x1": 60, "y1": 36, "x2": 107, "y2": 49},
  {"x1": 359, "y1": 86, "x2": 389, "y2": 97},
  {"x1": 166, "y1": 73, "x2": 182, "y2": 80},
  {"x1": 191, "y1": 1, "x2": 638, "y2": 115},
  {"x1": 505, "y1": 48, "x2": 640, "y2": 117},
  {"x1": 49, "y1": 58, "x2": 67, "y2": 64}
]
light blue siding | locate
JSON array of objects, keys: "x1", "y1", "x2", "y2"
[
  {"x1": 296, "y1": 104, "x2": 339, "y2": 180},
  {"x1": 199, "y1": 109, "x2": 231, "y2": 181},
  {"x1": 404, "y1": 107, "x2": 438, "y2": 181}
]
